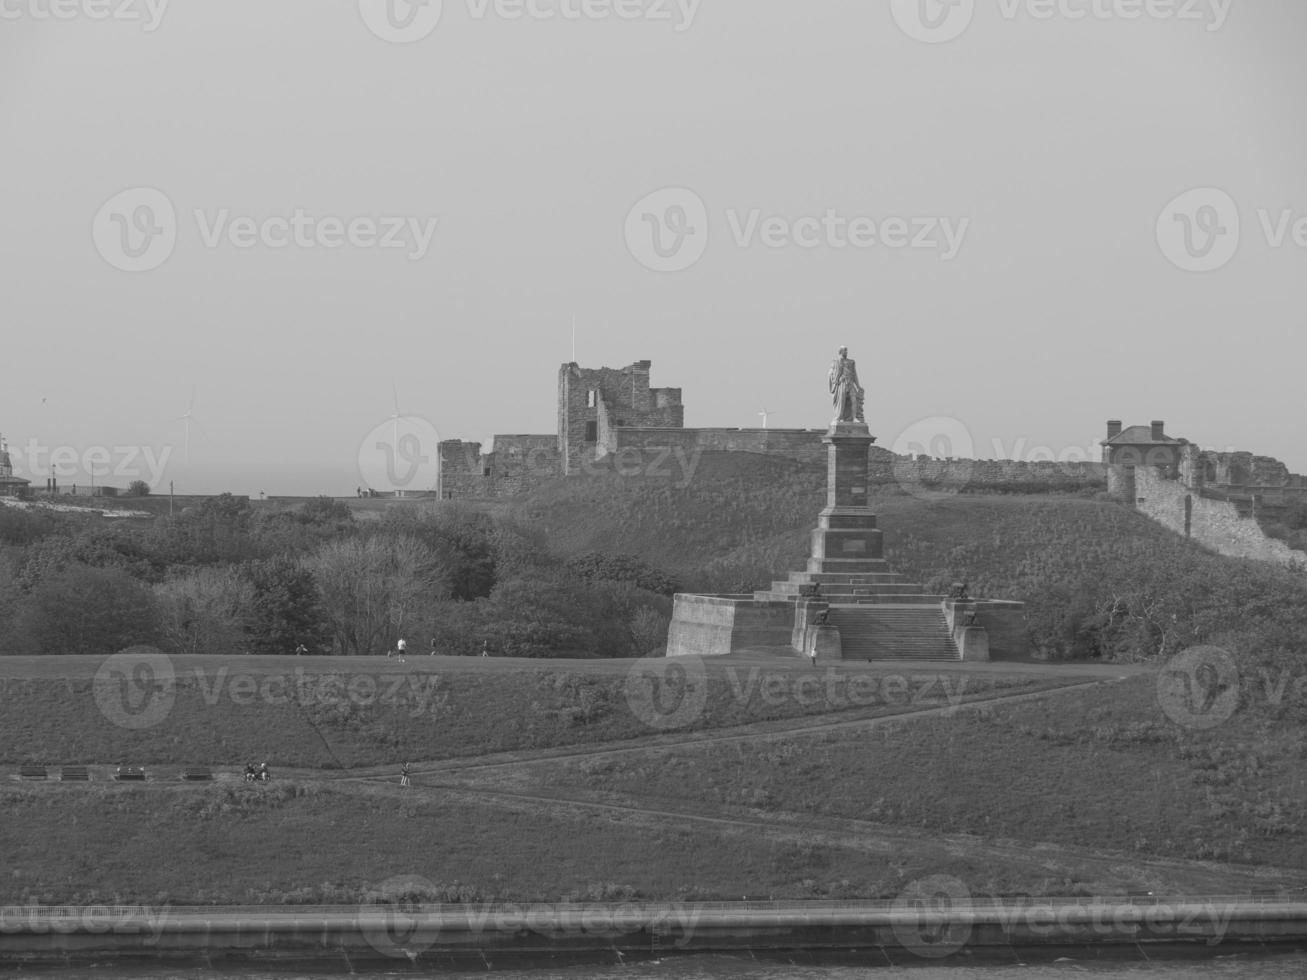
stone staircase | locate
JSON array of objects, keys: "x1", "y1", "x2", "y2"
[
  {"x1": 755, "y1": 571, "x2": 941, "y2": 606},
  {"x1": 826, "y1": 604, "x2": 960, "y2": 661}
]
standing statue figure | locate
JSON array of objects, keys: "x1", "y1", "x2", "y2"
[{"x1": 828, "y1": 346, "x2": 865, "y2": 424}]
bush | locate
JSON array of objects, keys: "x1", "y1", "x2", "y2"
[{"x1": 127, "y1": 480, "x2": 151, "y2": 497}]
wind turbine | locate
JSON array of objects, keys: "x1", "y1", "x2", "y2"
[
  {"x1": 390, "y1": 385, "x2": 404, "y2": 456},
  {"x1": 758, "y1": 407, "x2": 772, "y2": 429},
  {"x1": 173, "y1": 389, "x2": 204, "y2": 463}
]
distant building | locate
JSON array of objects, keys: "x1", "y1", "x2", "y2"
[
  {"x1": 0, "y1": 435, "x2": 31, "y2": 498},
  {"x1": 438, "y1": 360, "x2": 826, "y2": 500},
  {"x1": 1102, "y1": 420, "x2": 1188, "y2": 473}
]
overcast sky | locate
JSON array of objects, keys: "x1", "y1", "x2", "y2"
[{"x1": 2, "y1": 0, "x2": 1304, "y2": 495}]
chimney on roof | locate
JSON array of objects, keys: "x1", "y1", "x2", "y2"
[
  {"x1": 1106, "y1": 420, "x2": 1123, "y2": 440},
  {"x1": 1151, "y1": 420, "x2": 1165, "y2": 441}
]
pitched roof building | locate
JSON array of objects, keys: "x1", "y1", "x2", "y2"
[{"x1": 1101, "y1": 420, "x2": 1188, "y2": 473}]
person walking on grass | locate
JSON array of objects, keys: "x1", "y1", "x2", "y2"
[
  {"x1": 401, "y1": 762, "x2": 411, "y2": 788},
  {"x1": 397, "y1": 637, "x2": 407, "y2": 663}
]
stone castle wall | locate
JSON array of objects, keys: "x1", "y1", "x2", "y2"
[
  {"x1": 558, "y1": 361, "x2": 683, "y2": 475},
  {"x1": 438, "y1": 436, "x2": 561, "y2": 499},
  {"x1": 605, "y1": 427, "x2": 828, "y2": 466},
  {"x1": 447, "y1": 358, "x2": 1109, "y2": 500},
  {"x1": 1131, "y1": 465, "x2": 1307, "y2": 569}
]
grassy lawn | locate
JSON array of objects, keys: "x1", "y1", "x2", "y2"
[
  {"x1": 0, "y1": 656, "x2": 1059, "y2": 768},
  {"x1": 0, "y1": 778, "x2": 1018, "y2": 906},
  {"x1": 533, "y1": 676, "x2": 1307, "y2": 870},
  {"x1": 1, "y1": 774, "x2": 1280, "y2": 907}
]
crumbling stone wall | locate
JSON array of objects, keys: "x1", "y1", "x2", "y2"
[
  {"x1": 1134, "y1": 466, "x2": 1307, "y2": 568},
  {"x1": 559, "y1": 361, "x2": 684, "y2": 474}
]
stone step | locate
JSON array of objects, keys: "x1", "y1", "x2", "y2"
[
  {"x1": 766, "y1": 582, "x2": 926, "y2": 597},
  {"x1": 826, "y1": 605, "x2": 960, "y2": 662},
  {"x1": 787, "y1": 572, "x2": 911, "y2": 585},
  {"x1": 752, "y1": 592, "x2": 945, "y2": 605}
]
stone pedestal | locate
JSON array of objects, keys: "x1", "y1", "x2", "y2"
[
  {"x1": 810, "y1": 625, "x2": 843, "y2": 661},
  {"x1": 808, "y1": 422, "x2": 885, "y2": 575},
  {"x1": 956, "y1": 626, "x2": 990, "y2": 662}
]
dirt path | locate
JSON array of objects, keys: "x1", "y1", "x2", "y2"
[{"x1": 319, "y1": 674, "x2": 1123, "y2": 782}]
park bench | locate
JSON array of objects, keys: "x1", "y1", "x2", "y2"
[
  {"x1": 181, "y1": 766, "x2": 213, "y2": 781},
  {"x1": 59, "y1": 766, "x2": 89, "y2": 781},
  {"x1": 114, "y1": 766, "x2": 147, "y2": 781},
  {"x1": 18, "y1": 765, "x2": 47, "y2": 780}
]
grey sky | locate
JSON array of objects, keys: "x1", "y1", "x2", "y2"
[{"x1": 2, "y1": 0, "x2": 1304, "y2": 494}]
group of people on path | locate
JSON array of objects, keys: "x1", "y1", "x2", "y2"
[
  {"x1": 243, "y1": 762, "x2": 271, "y2": 782},
  {"x1": 387, "y1": 638, "x2": 492, "y2": 658}
]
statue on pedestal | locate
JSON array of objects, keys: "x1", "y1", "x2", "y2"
[{"x1": 828, "y1": 347, "x2": 865, "y2": 424}]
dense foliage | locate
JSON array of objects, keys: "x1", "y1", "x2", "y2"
[
  {"x1": 0, "y1": 495, "x2": 673, "y2": 659},
  {"x1": 2, "y1": 462, "x2": 1305, "y2": 670}
]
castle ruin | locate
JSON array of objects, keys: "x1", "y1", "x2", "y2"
[{"x1": 438, "y1": 360, "x2": 829, "y2": 499}]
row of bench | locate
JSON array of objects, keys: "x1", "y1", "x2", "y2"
[{"x1": 17, "y1": 765, "x2": 214, "y2": 782}]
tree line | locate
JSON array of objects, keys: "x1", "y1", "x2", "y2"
[{"x1": 0, "y1": 496, "x2": 675, "y2": 659}]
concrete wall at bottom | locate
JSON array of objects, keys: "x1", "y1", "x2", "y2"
[{"x1": 666, "y1": 595, "x2": 798, "y2": 657}]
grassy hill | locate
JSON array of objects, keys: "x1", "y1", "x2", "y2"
[
  {"x1": 4, "y1": 462, "x2": 1307, "y2": 906},
  {"x1": 506, "y1": 456, "x2": 1307, "y2": 665}
]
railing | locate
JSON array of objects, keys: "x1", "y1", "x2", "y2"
[{"x1": 3, "y1": 894, "x2": 1304, "y2": 919}]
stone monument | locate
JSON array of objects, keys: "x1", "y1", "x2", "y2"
[{"x1": 664, "y1": 349, "x2": 1027, "y2": 661}]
